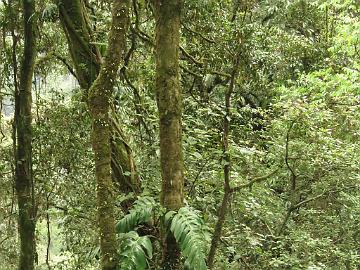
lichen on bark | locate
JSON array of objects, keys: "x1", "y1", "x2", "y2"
[
  {"x1": 15, "y1": 0, "x2": 37, "y2": 269},
  {"x1": 86, "y1": 1, "x2": 130, "y2": 269},
  {"x1": 58, "y1": 0, "x2": 140, "y2": 200},
  {"x1": 154, "y1": 0, "x2": 184, "y2": 268}
]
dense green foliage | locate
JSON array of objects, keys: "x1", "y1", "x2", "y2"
[
  {"x1": 0, "y1": 0, "x2": 359, "y2": 269},
  {"x1": 116, "y1": 196, "x2": 156, "y2": 234},
  {"x1": 118, "y1": 231, "x2": 152, "y2": 270},
  {"x1": 166, "y1": 207, "x2": 210, "y2": 270}
]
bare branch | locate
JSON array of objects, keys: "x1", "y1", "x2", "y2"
[
  {"x1": 291, "y1": 185, "x2": 359, "y2": 211},
  {"x1": 180, "y1": 64, "x2": 202, "y2": 78},
  {"x1": 53, "y1": 53, "x2": 79, "y2": 80},
  {"x1": 285, "y1": 121, "x2": 296, "y2": 190},
  {"x1": 179, "y1": 45, "x2": 203, "y2": 66},
  {"x1": 209, "y1": 70, "x2": 231, "y2": 78},
  {"x1": 230, "y1": 168, "x2": 279, "y2": 193},
  {"x1": 276, "y1": 185, "x2": 359, "y2": 235},
  {"x1": 181, "y1": 23, "x2": 216, "y2": 44}
]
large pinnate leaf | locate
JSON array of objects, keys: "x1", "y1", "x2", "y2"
[
  {"x1": 118, "y1": 231, "x2": 153, "y2": 270},
  {"x1": 165, "y1": 207, "x2": 210, "y2": 270}
]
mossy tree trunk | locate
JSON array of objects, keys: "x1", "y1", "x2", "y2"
[
  {"x1": 154, "y1": 0, "x2": 184, "y2": 269},
  {"x1": 87, "y1": 1, "x2": 130, "y2": 269},
  {"x1": 58, "y1": 0, "x2": 141, "y2": 198},
  {"x1": 15, "y1": 0, "x2": 37, "y2": 269},
  {"x1": 57, "y1": 0, "x2": 100, "y2": 90}
]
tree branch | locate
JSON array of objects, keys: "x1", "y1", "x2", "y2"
[
  {"x1": 230, "y1": 168, "x2": 279, "y2": 193},
  {"x1": 53, "y1": 53, "x2": 79, "y2": 80},
  {"x1": 285, "y1": 121, "x2": 296, "y2": 191},
  {"x1": 276, "y1": 185, "x2": 359, "y2": 236},
  {"x1": 179, "y1": 45, "x2": 203, "y2": 66},
  {"x1": 181, "y1": 23, "x2": 216, "y2": 44}
]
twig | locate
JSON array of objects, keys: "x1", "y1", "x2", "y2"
[
  {"x1": 46, "y1": 194, "x2": 51, "y2": 269},
  {"x1": 230, "y1": 168, "x2": 279, "y2": 193},
  {"x1": 180, "y1": 64, "x2": 202, "y2": 78},
  {"x1": 53, "y1": 53, "x2": 78, "y2": 80},
  {"x1": 189, "y1": 157, "x2": 210, "y2": 196},
  {"x1": 181, "y1": 23, "x2": 216, "y2": 44},
  {"x1": 285, "y1": 121, "x2": 296, "y2": 191},
  {"x1": 179, "y1": 45, "x2": 203, "y2": 66},
  {"x1": 132, "y1": 26, "x2": 154, "y2": 46},
  {"x1": 209, "y1": 70, "x2": 231, "y2": 78},
  {"x1": 276, "y1": 185, "x2": 359, "y2": 236}
]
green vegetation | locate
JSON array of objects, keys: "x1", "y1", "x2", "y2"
[{"x1": 0, "y1": 0, "x2": 359, "y2": 269}]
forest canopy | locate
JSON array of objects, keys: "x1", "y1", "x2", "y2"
[{"x1": 0, "y1": 0, "x2": 359, "y2": 269}]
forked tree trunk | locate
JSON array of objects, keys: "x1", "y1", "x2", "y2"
[
  {"x1": 87, "y1": 1, "x2": 130, "y2": 269},
  {"x1": 15, "y1": 0, "x2": 37, "y2": 269},
  {"x1": 154, "y1": 0, "x2": 184, "y2": 269},
  {"x1": 57, "y1": 0, "x2": 141, "y2": 198},
  {"x1": 57, "y1": 0, "x2": 100, "y2": 89}
]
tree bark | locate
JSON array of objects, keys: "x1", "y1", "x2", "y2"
[
  {"x1": 154, "y1": 0, "x2": 184, "y2": 269},
  {"x1": 57, "y1": 0, "x2": 100, "y2": 90},
  {"x1": 57, "y1": 0, "x2": 141, "y2": 198},
  {"x1": 87, "y1": 1, "x2": 130, "y2": 269},
  {"x1": 207, "y1": 53, "x2": 241, "y2": 269},
  {"x1": 15, "y1": 0, "x2": 37, "y2": 269}
]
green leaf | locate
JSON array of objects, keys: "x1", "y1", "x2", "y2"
[
  {"x1": 166, "y1": 206, "x2": 209, "y2": 270},
  {"x1": 116, "y1": 196, "x2": 157, "y2": 233},
  {"x1": 118, "y1": 232, "x2": 153, "y2": 270},
  {"x1": 164, "y1": 210, "x2": 176, "y2": 227},
  {"x1": 133, "y1": 246, "x2": 146, "y2": 270},
  {"x1": 139, "y1": 236, "x2": 153, "y2": 259}
]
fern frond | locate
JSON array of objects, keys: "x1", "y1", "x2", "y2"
[
  {"x1": 166, "y1": 207, "x2": 210, "y2": 270},
  {"x1": 116, "y1": 196, "x2": 157, "y2": 233},
  {"x1": 118, "y1": 231, "x2": 153, "y2": 270}
]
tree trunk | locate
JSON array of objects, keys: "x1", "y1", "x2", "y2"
[
  {"x1": 207, "y1": 52, "x2": 241, "y2": 269},
  {"x1": 57, "y1": 0, "x2": 141, "y2": 198},
  {"x1": 15, "y1": 0, "x2": 37, "y2": 269},
  {"x1": 154, "y1": 0, "x2": 184, "y2": 269},
  {"x1": 57, "y1": 0, "x2": 100, "y2": 90},
  {"x1": 207, "y1": 188, "x2": 231, "y2": 269},
  {"x1": 87, "y1": 1, "x2": 130, "y2": 269}
]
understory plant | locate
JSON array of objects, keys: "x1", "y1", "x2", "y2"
[{"x1": 115, "y1": 196, "x2": 210, "y2": 270}]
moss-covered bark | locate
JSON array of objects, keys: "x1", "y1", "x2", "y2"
[
  {"x1": 57, "y1": 0, "x2": 100, "y2": 90},
  {"x1": 58, "y1": 0, "x2": 140, "y2": 197},
  {"x1": 154, "y1": 0, "x2": 184, "y2": 268},
  {"x1": 87, "y1": 1, "x2": 130, "y2": 269},
  {"x1": 15, "y1": 0, "x2": 37, "y2": 269}
]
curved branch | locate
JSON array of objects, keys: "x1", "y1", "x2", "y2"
[
  {"x1": 180, "y1": 45, "x2": 203, "y2": 66},
  {"x1": 230, "y1": 168, "x2": 279, "y2": 193},
  {"x1": 181, "y1": 23, "x2": 216, "y2": 44},
  {"x1": 53, "y1": 53, "x2": 78, "y2": 80}
]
